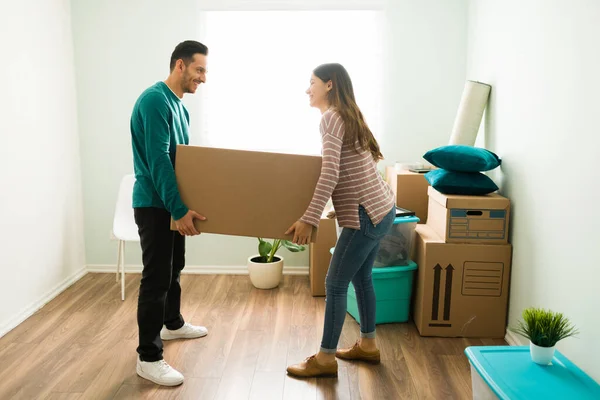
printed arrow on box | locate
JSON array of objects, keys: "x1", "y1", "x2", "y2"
[
  {"x1": 443, "y1": 264, "x2": 454, "y2": 321},
  {"x1": 431, "y1": 264, "x2": 442, "y2": 320}
]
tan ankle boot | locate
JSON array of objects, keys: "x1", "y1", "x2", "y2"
[
  {"x1": 336, "y1": 341, "x2": 381, "y2": 364},
  {"x1": 286, "y1": 355, "x2": 338, "y2": 378}
]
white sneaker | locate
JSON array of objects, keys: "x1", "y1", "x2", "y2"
[
  {"x1": 160, "y1": 322, "x2": 208, "y2": 341},
  {"x1": 136, "y1": 357, "x2": 184, "y2": 386}
]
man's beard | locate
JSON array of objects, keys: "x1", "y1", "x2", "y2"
[{"x1": 182, "y1": 71, "x2": 193, "y2": 93}]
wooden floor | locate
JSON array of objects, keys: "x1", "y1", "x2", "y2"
[{"x1": 0, "y1": 273, "x2": 505, "y2": 400}]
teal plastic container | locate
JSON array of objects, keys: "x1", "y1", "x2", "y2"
[
  {"x1": 465, "y1": 346, "x2": 600, "y2": 399},
  {"x1": 347, "y1": 261, "x2": 418, "y2": 324}
]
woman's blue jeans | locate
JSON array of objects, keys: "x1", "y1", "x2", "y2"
[{"x1": 320, "y1": 205, "x2": 396, "y2": 354}]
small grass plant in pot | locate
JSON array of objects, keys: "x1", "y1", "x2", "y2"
[
  {"x1": 247, "y1": 238, "x2": 305, "y2": 289},
  {"x1": 511, "y1": 307, "x2": 578, "y2": 365}
]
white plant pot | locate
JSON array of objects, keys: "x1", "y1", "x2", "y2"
[
  {"x1": 530, "y1": 341, "x2": 555, "y2": 365},
  {"x1": 247, "y1": 255, "x2": 284, "y2": 289}
]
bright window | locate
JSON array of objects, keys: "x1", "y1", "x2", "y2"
[{"x1": 199, "y1": 10, "x2": 384, "y2": 155}]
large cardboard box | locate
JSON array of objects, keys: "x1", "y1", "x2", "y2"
[
  {"x1": 385, "y1": 166, "x2": 430, "y2": 223},
  {"x1": 413, "y1": 224, "x2": 512, "y2": 338},
  {"x1": 427, "y1": 186, "x2": 510, "y2": 245},
  {"x1": 309, "y1": 212, "x2": 337, "y2": 296},
  {"x1": 172, "y1": 145, "x2": 321, "y2": 241}
]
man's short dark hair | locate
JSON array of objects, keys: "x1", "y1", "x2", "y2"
[{"x1": 170, "y1": 40, "x2": 208, "y2": 71}]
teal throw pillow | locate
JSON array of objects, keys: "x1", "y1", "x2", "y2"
[
  {"x1": 423, "y1": 145, "x2": 501, "y2": 172},
  {"x1": 425, "y1": 169, "x2": 498, "y2": 195}
]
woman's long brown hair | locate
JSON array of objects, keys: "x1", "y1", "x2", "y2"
[{"x1": 313, "y1": 63, "x2": 383, "y2": 161}]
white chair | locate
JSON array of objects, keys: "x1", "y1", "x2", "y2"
[{"x1": 111, "y1": 174, "x2": 140, "y2": 300}]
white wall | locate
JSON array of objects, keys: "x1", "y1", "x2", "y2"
[
  {"x1": 0, "y1": 0, "x2": 86, "y2": 336},
  {"x1": 467, "y1": 0, "x2": 600, "y2": 382},
  {"x1": 382, "y1": 0, "x2": 468, "y2": 166},
  {"x1": 71, "y1": 0, "x2": 468, "y2": 269}
]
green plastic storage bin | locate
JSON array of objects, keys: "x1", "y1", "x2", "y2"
[{"x1": 347, "y1": 261, "x2": 418, "y2": 324}]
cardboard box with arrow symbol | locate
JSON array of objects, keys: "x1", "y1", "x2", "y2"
[{"x1": 412, "y1": 224, "x2": 512, "y2": 338}]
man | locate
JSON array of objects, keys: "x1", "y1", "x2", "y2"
[{"x1": 130, "y1": 40, "x2": 208, "y2": 386}]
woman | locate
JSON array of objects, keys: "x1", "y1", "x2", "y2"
[{"x1": 285, "y1": 63, "x2": 396, "y2": 378}]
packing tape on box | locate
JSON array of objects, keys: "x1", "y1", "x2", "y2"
[{"x1": 448, "y1": 80, "x2": 491, "y2": 146}]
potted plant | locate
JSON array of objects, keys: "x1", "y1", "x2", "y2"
[
  {"x1": 511, "y1": 307, "x2": 578, "y2": 365},
  {"x1": 247, "y1": 238, "x2": 305, "y2": 289}
]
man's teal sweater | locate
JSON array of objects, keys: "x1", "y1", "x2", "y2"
[{"x1": 130, "y1": 81, "x2": 189, "y2": 220}]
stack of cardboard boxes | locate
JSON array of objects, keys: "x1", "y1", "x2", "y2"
[
  {"x1": 412, "y1": 186, "x2": 513, "y2": 338},
  {"x1": 309, "y1": 164, "x2": 514, "y2": 337}
]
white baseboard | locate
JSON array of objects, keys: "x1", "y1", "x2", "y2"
[
  {"x1": 0, "y1": 266, "x2": 88, "y2": 339},
  {"x1": 504, "y1": 329, "x2": 525, "y2": 346},
  {"x1": 86, "y1": 264, "x2": 309, "y2": 276}
]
